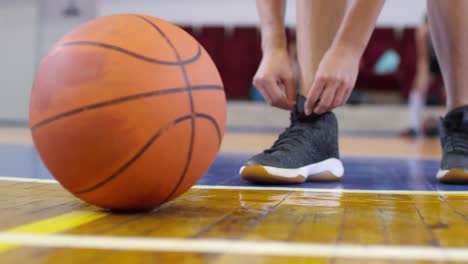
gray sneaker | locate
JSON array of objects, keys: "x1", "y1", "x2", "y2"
[
  {"x1": 437, "y1": 106, "x2": 468, "y2": 183},
  {"x1": 239, "y1": 96, "x2": 344, "y2": 184}
]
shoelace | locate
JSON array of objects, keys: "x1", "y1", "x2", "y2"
[
  {"x1": 445, "y1": 131, "x2": 468, "y2": 153},
  {"x1": 443, "y1": 119, "x2": 468, "y2": 153},
  {"x1": 264, "y1": 114, "x2": 308, "y2": 153}
]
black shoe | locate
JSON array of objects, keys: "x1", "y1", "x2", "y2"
[
  {"x1": 437, "y1": 106, "x2": 468, "y2": 183},
  {"x1": 239, "y1": 96, "x2": 344, "y2": 184},
  {"x1": 423, "y1": 117, "x2": 440, "y2": 137},
  {"x1": 400, "y1": 128, "x2": 419, "y2": 138}
]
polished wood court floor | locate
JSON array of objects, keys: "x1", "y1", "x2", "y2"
[
  {"x1": 0, "y1": 180, "x2": 467, "y2": 264},
  {"x1": 0, "y1": 109, "x2": 467, "y2": 263}
]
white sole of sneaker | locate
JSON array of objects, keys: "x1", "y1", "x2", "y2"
[
  {"x1": 436, "y1": 168, "x2": 468, "y2": 183},
  {"x1": 239, "y1": 158, "x2": 344, "y2": 183}
]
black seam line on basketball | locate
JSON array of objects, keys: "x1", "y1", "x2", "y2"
[
  {"x1": 195, "y1": 113, "x2": 222, "y2": 146},
  {"x1": 60, "y1": 41, "x2": 202, "y2": 66},
  {"x1": 30, "y1": 85, "x2": 223, "y2": 130},
  {"x1": 73, "y1": 115, "x2": 192, "y2": 195},
  {"x1": 134, "y1": 15, "x2": 195, "y2": 203},
  {"x1": 162, "y1": 116, "x2": 195, "y2": 204},
  {"x1": 134, "y1": 15, "x2": 195, "y2": 112}
]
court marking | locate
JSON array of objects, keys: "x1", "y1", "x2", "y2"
[
  {"x1": 193, "y1": 185, "x2": 468, "y2": 195},
  {"x1": 1, "y1": 176, "x2": 467, "y2": 196},
  {"x1": 0, "y1": 210, "x2": 106, "y2": 252},
  {"x1": 0, "y1": 176, "x2": 57, "y2": 183},
  {"x1": 0, "y1": 233, "x2": 467, "y2": 261}
]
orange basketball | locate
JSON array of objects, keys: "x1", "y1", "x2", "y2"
[{"x1": 29, "y1": 14, "x2": 226, "y2": 210}]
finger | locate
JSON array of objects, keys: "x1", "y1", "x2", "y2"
[
  {"x1": 305, "y1": 77, "x2": 325, "y2": 115},
  {"x1": 253, "y1": 81, "x2": 273, "y2": 105},
  {"x1": 342, "y1": 85, "x2": 353, "y2": 106},
  {"x1": 314, "y1": 81, "x2": 338, "y2": 114},
  {"x1": 264, "y1": 78, "x2": 291, "y2": 110},
  {"x1": 332, "y1": 82, "x2": 348, "y2": 108}
]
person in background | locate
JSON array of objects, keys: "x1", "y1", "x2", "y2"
[{"x1": 401, "y1": 16, "x2": 443, "y2": 137}]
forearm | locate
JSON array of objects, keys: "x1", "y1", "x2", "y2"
[
  {"x1": 256, "y1": 0, "x2": 287, "y2": 51},
  {"x1": 331, "y1": 0, "x2": 385, "y2": 55}
]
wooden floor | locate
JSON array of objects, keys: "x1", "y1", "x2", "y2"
[
  {"x1": 0, "y1": 180, "x2": 467, "y2": 263},
  {"x1": 0, "y1": 124, "x2": 467, "y2": 263}
]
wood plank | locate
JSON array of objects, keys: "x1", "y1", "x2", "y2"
[
  {"x1": 0, "y1": 247, "x2": 210, "y2": 264},
  {"x1": 243, "y1": 191, "x2": 344, "y2": 243},
  {"x1": 415, "y1": 195, "x2": 468, "y2": 247},
  {"x1": 194, "y1": 190, "x2": 291, "y2": 239},
  {"x1": 1, "y1": 182, "x2": 467, "y2": 264},
  {"x1": 68, "y1": 190, "x2": 289, "y2": 239}
]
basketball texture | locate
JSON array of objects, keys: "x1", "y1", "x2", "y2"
[{"x1": 29, "y1": 14, "x2": 226, "y2": 210}]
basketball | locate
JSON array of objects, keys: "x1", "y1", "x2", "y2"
[{"x1": 29, "y1": 14, "x2": 226, "y2": 210}]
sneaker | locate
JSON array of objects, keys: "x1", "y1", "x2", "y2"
[
  {"x1": 400, "y1": 128, "x2": 419, "y2": 138},
  {"x1": 422, "y1": 117, "x2": 440, "y2": 137},
  {"x1": 437, "y1": 106, "x2": 468, "y2": 183},
  {"x1": 239, "y1": 96, "x2": 344, "y2": 184}
]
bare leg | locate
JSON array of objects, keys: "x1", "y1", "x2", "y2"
[
  {"x1": 428, "y1": 0, "x2": 468, "y2": 183},
  {"x1": 240, "y1": 0, "x2": 347, "y2": 184},
  {"x1": 407, "y1": 68, "x2": 431, "y2": 133},
  {"x1": 296, "y1": 0, "x2": 348, "y2": 96},
  {"x1": 427, "y1": 0, "x2": 468, "y2": 111}
]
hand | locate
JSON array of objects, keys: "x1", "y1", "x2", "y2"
[
  {"x1": 253, "y1": 48, "x2": 296, "y2": 110},
  {"x1": 305, "y1": 46, "x2": 361, "y2": 115}
]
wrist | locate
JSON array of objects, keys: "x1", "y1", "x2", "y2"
[
  {"x1": 261, "y1": 30, "x2": 287, "y2": 51},
  {"x1": 328, "y1": 41, "x2": 364, "y2": 59}
]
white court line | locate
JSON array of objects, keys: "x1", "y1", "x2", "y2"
[
  {"x1": 0, "y1": 176, "x2": 57, "y2": 184},
  {"x1": 193, "y1": 185, "x2": 468, "y2": 195},
  {"x1": 0, "y1": 176, "x2": 466, "y2": 195},
  {"x1": 0, "y1": 233, "x2": 467, "y2": 261}
]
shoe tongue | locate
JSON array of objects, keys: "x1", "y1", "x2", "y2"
[
  {"x1": 294, "y1": 95, "x2": 319, "y2": 121},
  {"x1": 445, "y1": 106, "x2": 468, "y2": 130}
]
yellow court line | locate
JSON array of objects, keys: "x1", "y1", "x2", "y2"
[{"x1": 0, "y1": 210, "x2": 107, "y2": 252}]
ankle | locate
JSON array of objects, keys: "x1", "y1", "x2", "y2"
[{"x1": 446, "y1": 102, "x2": 468, "y2": 114}]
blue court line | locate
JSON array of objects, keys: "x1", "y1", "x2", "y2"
[
  {"x1": 0, "y1": 144, "x2": 465, "y2": 192},
  {"x1": 202, "y1": 152, "x2": 466, "y2": 192},
  {"x1": 0, "y1": 120, "x2": 28, "y2": 127}
]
